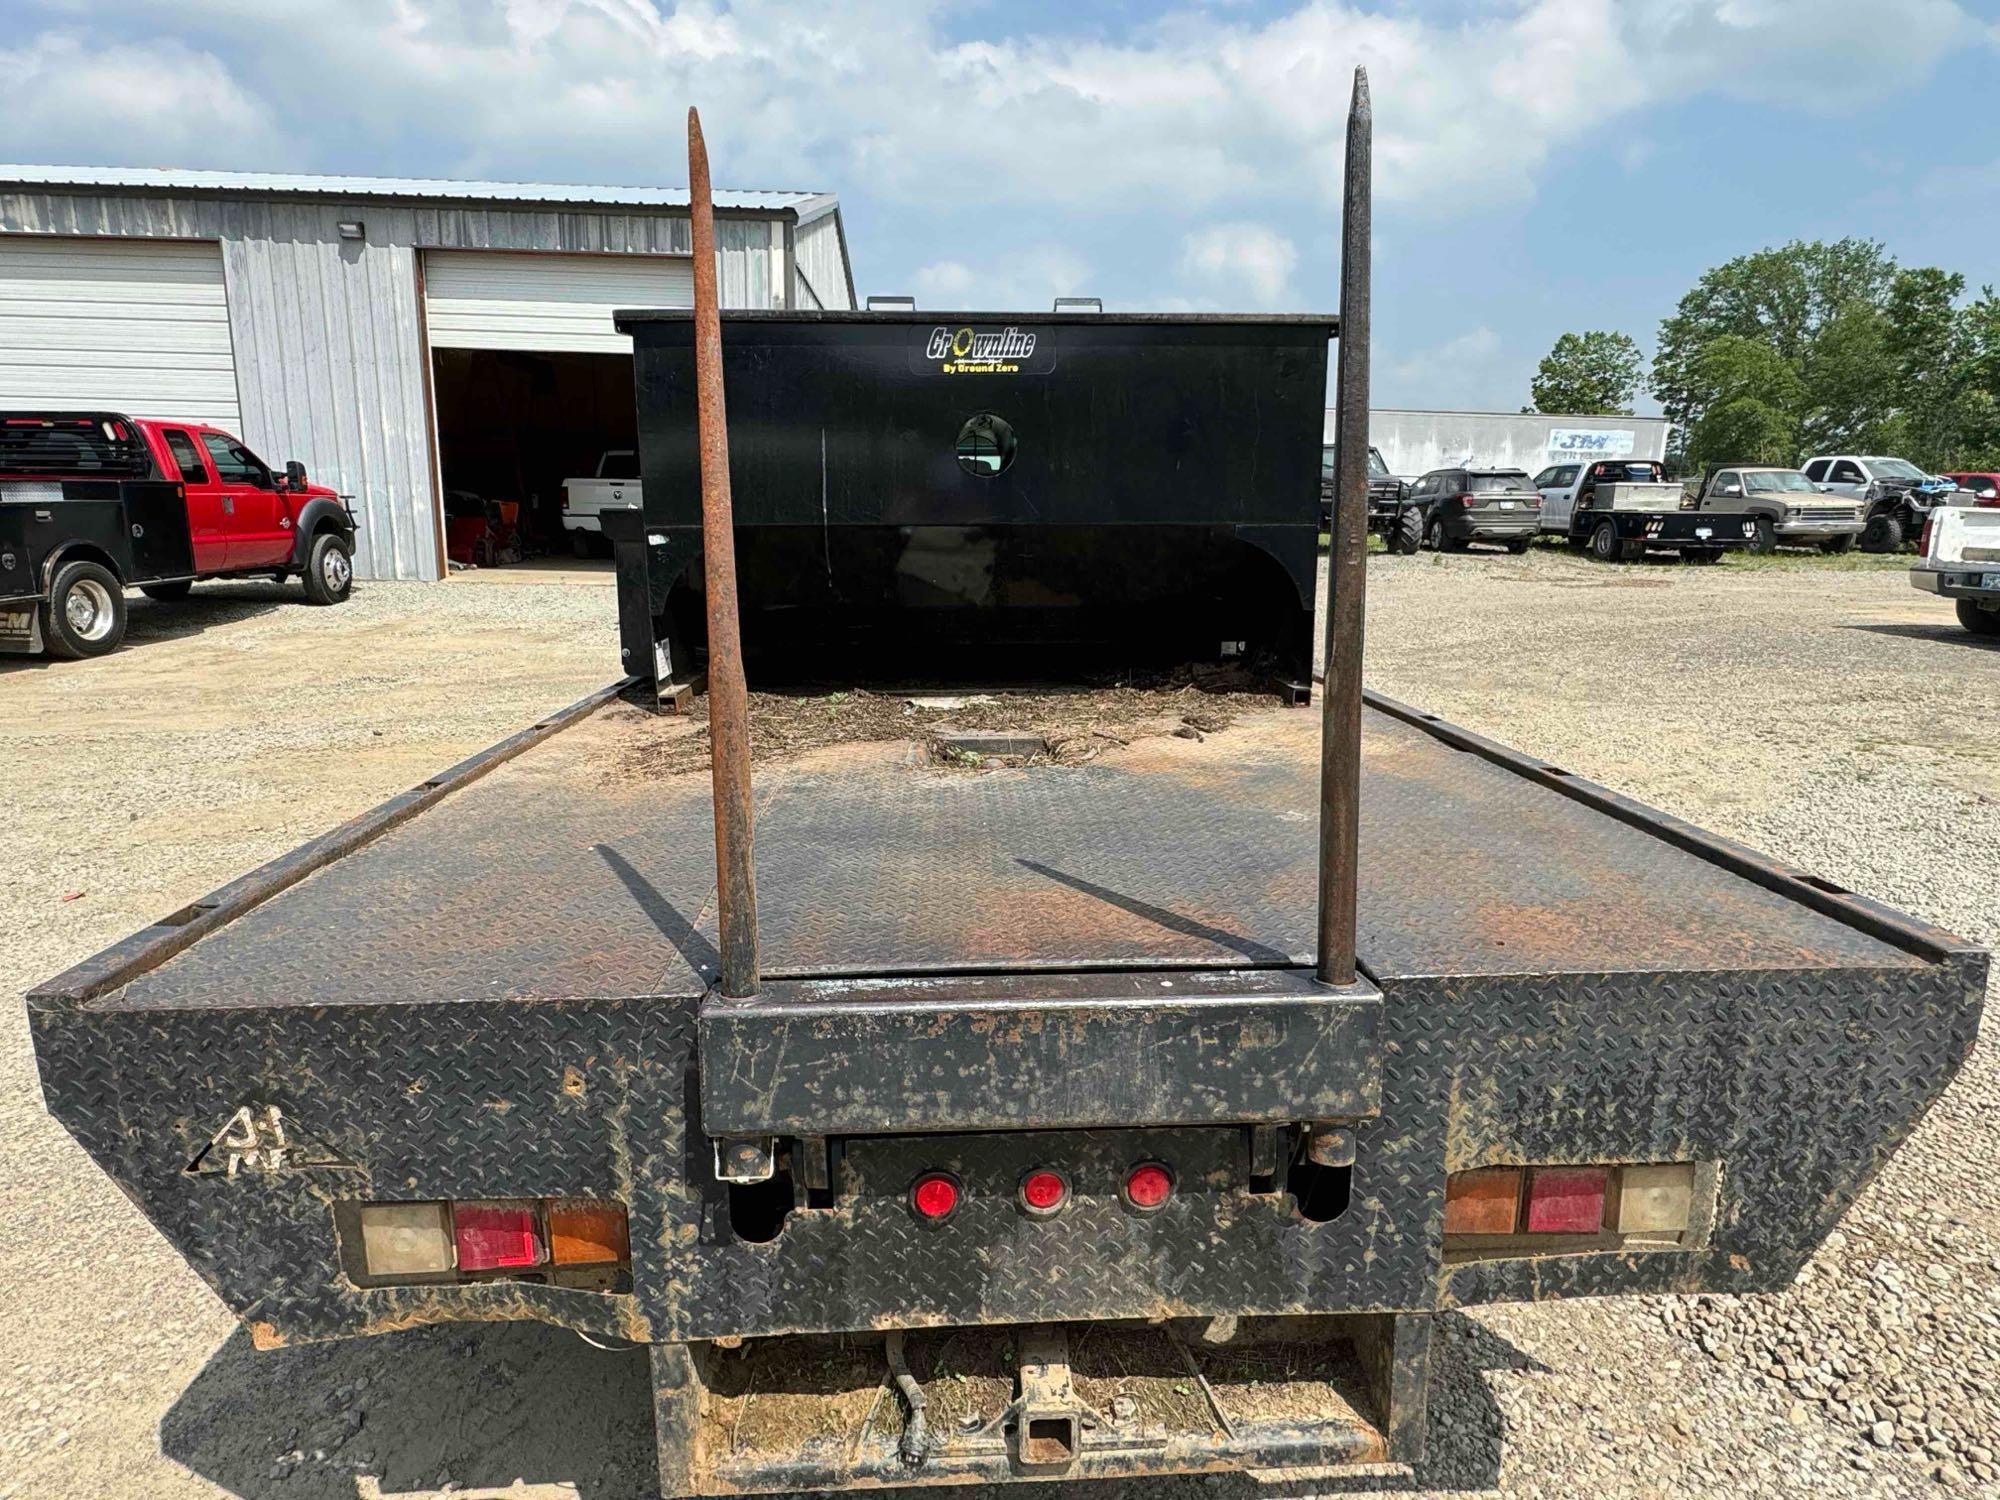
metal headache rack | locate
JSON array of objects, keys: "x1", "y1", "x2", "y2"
[{"x1": 0, "y1": 412, "x2": 154, "y2": 477}]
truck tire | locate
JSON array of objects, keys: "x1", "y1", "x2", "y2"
[
  {"x1": 1425, "y1": 515, "x2": 1446, "y2": 552},
  {"x1": 1590, "y1": 520, "x2": 1622, "y2": 562},
  {"x1": 570, "y1": 529, "x2": 594, "y2": 559},
  {"x1": 1958, "y1": 599, "x2": 2000, "y2": 636},
  {"x1": 1682, "y1": 547, "x2": 1723, "y2": 565},
  {"x1": 1505, "y1": 539, "x2": 1530, "y2": 555},
  {"x1": 1392, "y1": 507, "x2": 1422, "y2": 555},
  {"x1": 139, "y1": 580, "x2": 193, "y2": 601},
  {"x1": 1747, "y1": 517, "x2": 1776, "y2": 554},
  {"x1": 1819, "y1": 534, "x2": 1855, "y2": 555},
  {"x1": 1861, "y1": 513, "x2": 1902, "y2": 553},
  {"x1": 41, "y1": 558, "x2": 127, "y2": 659},
  {"x1": 301, "y1": 532, "x2": 354, "y2": 606}
]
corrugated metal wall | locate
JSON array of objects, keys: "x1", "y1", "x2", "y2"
[
  {"x1": 0, "y1": 190, "x2": 814, "y2": 580},
  {"x1": 794, "y1": 212, "x2": 853, "y2": 310}
]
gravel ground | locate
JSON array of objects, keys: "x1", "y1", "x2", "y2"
[{"x1": 2, "y1": 545, "x2": 1994, "y2": 1500}]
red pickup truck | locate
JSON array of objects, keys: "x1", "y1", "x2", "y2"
[{"x1": 0, "y1": 412, "x2": 355, "y2": 658}]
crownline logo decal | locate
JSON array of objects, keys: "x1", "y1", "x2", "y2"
[{"x1": 924, "y1": 325, "x2": 1038, "y2": 363}]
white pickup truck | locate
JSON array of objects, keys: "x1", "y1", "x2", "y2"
[
  {"x1": 560, "y1": 450, "x2": 640, "y2": 556},
  {"x1": 1910, "y1": 501, "x2": 2000, "y2": 636}
]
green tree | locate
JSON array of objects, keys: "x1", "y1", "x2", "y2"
[
  {"x1": 1529, "y1": 330, "x2": 1643, "y2": 414},
  {"x1": 1681, "y1": 335, "x2": 1802, "y2": 470},
  {"x1": 1883, "y1": 267, "x2": 1988, "y2": 468},
  {"x1": 1652, "y1": 239, "x2": 1897, "y2": 435}
]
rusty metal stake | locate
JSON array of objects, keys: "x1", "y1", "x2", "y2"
[
  {"x1": 688, "y1": 108, "x2": 760, "y2": 999},
  {"x1": 1316, "y1": 68, "x2": 1372, "y2": 991}
]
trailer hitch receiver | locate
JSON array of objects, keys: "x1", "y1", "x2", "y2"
[{"x1": 1012, "y1": 1325, "x2": 1082, "y2": 1474}]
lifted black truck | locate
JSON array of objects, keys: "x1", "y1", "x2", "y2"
[
  {"x1": 1319, "y1": 442, "x2": 1414, "y2": 552},
  {"x1": 26, "y1": 83, "x2": 1985, "y2": 1497}
]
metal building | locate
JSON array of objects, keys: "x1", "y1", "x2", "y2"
[
  {"x1": 0, "y1": 167, "x2": 854, "y2": 581},
  {"x1": 1343, "y1": 408, "x2": 1674, "y2": 479}
]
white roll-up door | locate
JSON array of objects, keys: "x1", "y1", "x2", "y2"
[
  {"x1": 0, "y1": 237, "x2": 241, "y2": 427},
  {"x1": 422, "y1": 250, "x2": 694, "y2": 353}
]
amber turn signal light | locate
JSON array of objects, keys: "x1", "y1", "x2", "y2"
[{"x1": 547, "y1": 1199, "x2": 632, "y2": 1266}]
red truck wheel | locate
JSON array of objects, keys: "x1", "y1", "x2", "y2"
[{"x1": 302, "y1": 533, "x2": 353, "y2": 606}]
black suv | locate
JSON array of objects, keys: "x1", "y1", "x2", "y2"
[{"x1": 1409, "y1": 467, "x2": 1542, "y2": 552}]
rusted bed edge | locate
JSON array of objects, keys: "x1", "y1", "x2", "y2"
[
  {"x1": 1364, "y1": 689, "x2": 1978, "y2": 967},
  {"x1": 27, "y1": 677, "x2": 640, "y2": 1009}
]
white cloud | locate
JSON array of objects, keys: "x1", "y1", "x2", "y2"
[
  {"x1": 909, "y1": 245, "x2": 1092, "y2": 310},
  {"x1": 1389, "y1": 326, "x2": 1520, "y2": 409},
  {"x1": 1179, "y1": 223, "x2": 1298, "y2": 307},
  {"x1": 0, "y1": 1, "x2": 1981, "y2": 228},
  {"x1": 0, "y1": 31, "x2": 273, "y2": 164}
]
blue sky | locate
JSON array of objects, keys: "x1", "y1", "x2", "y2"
[{"x1": 3, "y1": 0, "x2": 1996, "y2": 411}]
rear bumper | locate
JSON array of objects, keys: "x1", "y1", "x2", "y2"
[
  {"x1": 653, "y1": 1313, "x2": 1432, "y2": 1494},
  {"x1": 1459, "y1": 519, "x2": 1538, "y2": 539},
  {"x1": 1911, "y1": 567, "x2": 1999, "y2": 600}
]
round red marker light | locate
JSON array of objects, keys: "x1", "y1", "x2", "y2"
[
  {"x1": 1019, "y1": 1168, "x2": 1069, "y2": 1216},
  {"x1": 910, "y1": 1172, "x2": 961, "y2": 1223},
  {"x1": 1123, "y1": 1162, "x2": 1174, "y2": 1211}
]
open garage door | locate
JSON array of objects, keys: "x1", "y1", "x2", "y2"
[
  {"x1": 422, "y1": 250, "x2": 693, "y2": 353},
  {"x1": 423, "y1": 251, "x2": 691, "y2": 563},
  {"x1": 0, "y1": 237, "x2": 241, "y2": 427}
]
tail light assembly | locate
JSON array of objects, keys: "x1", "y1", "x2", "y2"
[
  {"x1": 1442, "y1": 1161, "x2": 1706, "y2": 1258},
  {"x1": 350, "y1": 1197, "x2": 630, "y2": 1287},
  {"x1": 909, "y1": 1170, "x2": 962, "y2": 1225},
  {"x1": 901, "y1": 1159, "x2": 1177, "y2": 1226}
]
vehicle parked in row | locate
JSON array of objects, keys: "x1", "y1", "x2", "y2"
[
  {"x1": 1319, "y1": 443, "x2": 1418, "y2": 551},
  {"x1": 1941, "y1": 471, "x2": 2000, "y2": 507},
  {"x1": 561, "y1": 449, "x2": 641, "y2": 556},
  {"x1": 1533, "y1": 459, "x2": 1682, "y2": 534},
  {"x1": 1910, "y1": 498, "x2": 2000, "y2": 636},
  {"x1": 1802, "y1": 454, "x2": 1955, "y2": 553},
  {"x1": 1407, "y1": 467, "x2": 1541, "y2": 552},
  {"x1": 1692, "y1": 465, "x2": 1865, "y2": 554},
  {"x1": 1532, "y1": 457, "x2": 1747, "y2": 563},
  {"x1": 0, "y1": 411, "x2": 355, "y2": 658}
]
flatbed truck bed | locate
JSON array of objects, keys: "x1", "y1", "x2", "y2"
[
  {"x1": 25, "y1": 85, "x2": 1984, "y2": 1496},
  {"x1": 30, "y1": 683, "x2": 1983, "y2": 1492}
]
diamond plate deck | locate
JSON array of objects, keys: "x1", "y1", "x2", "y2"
[
  {"x1": 104, "y1": 700, "x2": 1921, "y2": 1013},
  {"x1": 27, "y1": 690, "x2": 1982, "y2": 1357}
]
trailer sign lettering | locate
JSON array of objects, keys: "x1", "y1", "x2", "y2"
[
  {"x1": 1547, "y1": 428, "x2": 1636, "y2": 457},
  {"x1": 923, "y1": 325, "x2": 1038, "y2": 375}
]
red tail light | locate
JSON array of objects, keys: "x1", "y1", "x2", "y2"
[
  {"x1": 560, "y1": 492, "x2": 570, "y2": 511},
  {"x1": 1919, "y1": 516, "x2": 1934, "y2": 555},
  {"x1": 910, "y1": 1171, "x2": 961, "y2": 1223},
  {"x1": 1122, "y1": 1161, "x2": 1174, "y2": 1211},
  {"x1": 1458, "y1": 493, "x2": 1477, "y2": 508},
  {"x1": 1019, "y1": 1167, "x2": 1069, "y2": 1217},
  {"x1": 1522, "y1": 1167, "x2": 1608, "y2": 1233},
  {"x1": 453, "y1": 1200, "x2": 543, "y2": 1271}
]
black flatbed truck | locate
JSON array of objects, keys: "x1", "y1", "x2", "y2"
[
  {"x1": 25, "y1": 82, "x2": 1985, "y2": 1496},
  {"x1": 0, "y1": 412, "x2": 197, "y2": 656}
]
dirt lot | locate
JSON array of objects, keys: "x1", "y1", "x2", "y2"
[{"x1": 2, "y1": 547, "x2": 1994, "y2": 1500}]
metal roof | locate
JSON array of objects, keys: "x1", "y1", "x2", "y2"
[{"x1": 0, "y1": 165, "x2": 834, "y2": 217}]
